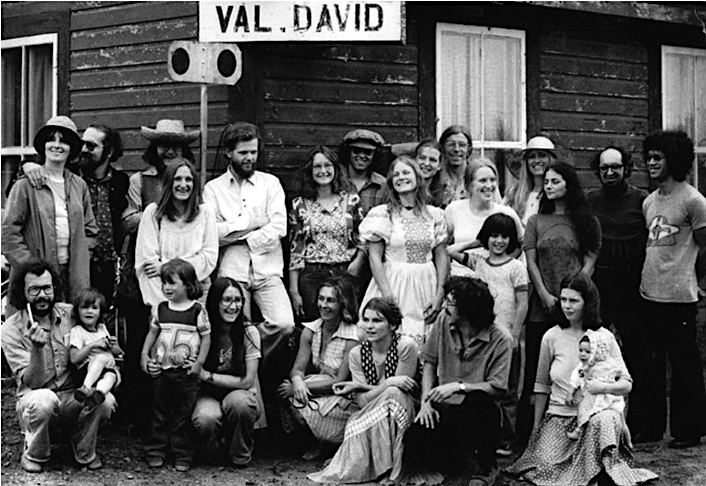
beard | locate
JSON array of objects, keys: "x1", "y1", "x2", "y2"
[
  {"x1": 79, "y1": 151, "x2": 108, "y2": 173},
  {"x1": 232, "y1": 162, "x2": 255, "y2": 179},
  {"x1": 30, "y1": 297, "x2": 55, "y2": 317}
]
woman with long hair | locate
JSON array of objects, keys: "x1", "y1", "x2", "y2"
[
  {"x1": 414, "y1": 138, "x2": 444, "y2": 206},
  {"x1": 191, "y1": 277, "x2": 266, "y2": 467},
  {"x1": 445, "y1": 157, "x2": 524, "y2": 277},
  {"x1": 435, "y1": 125, "x2": 473, "y2": 208},
  {"x1": 359, "y1": 156, "x2": 448, "y2": 348},
  {"x1": 289, "y1": 146, "x2": 366, "y2": 321},
  {"x1": 309, "y1": 297, "x2": 418, "y2": 483},
  {"x1": 507, "y1": 273, "x2": 657, "y2": 485},
  {"x1": 135, "y1": 158, "x2": 218, "y2": 309},
  {"x1": 519, "y1": 161, "x2": 602, "y2": 442},
  {"x1": 277, "y1": 276, "x2": 360, "y2": 460}
]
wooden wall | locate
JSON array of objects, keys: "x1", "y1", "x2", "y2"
[{"x1": 69, "y1": 1, "x2": 228, "y2": 174}]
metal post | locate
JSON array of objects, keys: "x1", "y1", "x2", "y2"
[{"x1": 200, "y1": 83, "x2": 208, "y2": 188}]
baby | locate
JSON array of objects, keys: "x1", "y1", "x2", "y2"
[{"x1": 565, "y1": 330, "x2": 632, "y2": 448}]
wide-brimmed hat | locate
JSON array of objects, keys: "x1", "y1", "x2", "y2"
[
  {"x1": 343, "y1": 129, "x2": 385, "y2": 150},
  {"x1": 141, "y1": 119, "x2": 200, "y2": 144},
  {"x1": 33, "y1": 115, "x2": 82, "y2": 161},
  {"x1": 523, "y1": 136, "x2": 556, "y2": 157}
]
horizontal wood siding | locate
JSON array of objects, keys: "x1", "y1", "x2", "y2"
[
  {"x1": 69, "y1": 1, "x2": 230, "y2": 173},
  {"x1": 538, "y1": 30, "x2": 650, "y2": 191}
]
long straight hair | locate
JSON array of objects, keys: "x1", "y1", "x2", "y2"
[
  {"x1": 154, "y1": 158, "x2": 202, "y2": 223},
  {"x1": 384, "y1": 156, "x2": 429, "y2": 217}
]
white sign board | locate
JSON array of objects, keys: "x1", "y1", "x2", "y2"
[{"x1": 199, "y1": 1, "x2": 403, "y2": 42}]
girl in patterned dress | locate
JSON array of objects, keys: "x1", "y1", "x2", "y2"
[
  {"x1": 359, "y1": 156, "x2": 448, "y2": 348},
  {"x1": 288, "y1": 146, "x2": 366, "y2": 322},
  {"x1": 277, "y1": 277, "x2": 360, "y2": 460},
  {"x1": 309, "y1": 298, "x2": 419, "y2": 484}
]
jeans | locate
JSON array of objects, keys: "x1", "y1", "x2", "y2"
[
  {"x1": 144, "y1": 369, "x2": 200, "y2": 463},
  {"x1": 192, "y1": 390, "x2": 261, "y2": 465},
  {"x1": 239, "y1": 275, "x2": 295, "y2": 336},
  {"x1": 16, "y1": 388, "x2": 115, "y2": 464},
  {"x1": 403, "y1": 391, "x2": 500, "y2": 473},
  {"x1": 499, "y1": 342, "x2": 522, "y2": 446}
]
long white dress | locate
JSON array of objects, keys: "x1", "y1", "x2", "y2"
[{"x1": 359, "y1": 205, "x2": 447, "y2": 349}]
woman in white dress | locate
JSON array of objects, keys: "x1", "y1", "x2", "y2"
[{"x1": 359, "y1": 156, "x2": 448, "y2": 348}]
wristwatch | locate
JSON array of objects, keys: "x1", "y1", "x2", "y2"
[
  {"x1": 458, "y1": 382, "x2": 466, "y2": 393},
  {"x1": 206, "y1": 372, "x2": 215, "y2": 383}
]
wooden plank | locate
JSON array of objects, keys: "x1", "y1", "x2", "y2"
[
  {"x1": 541, "y1": 54, "x2": 648, "y2": 81},
  {"x1": 71, "y1": 105, "x2": 228, "y2": 131},
  {"x1": 72, "y1": 1, "x2": 196, "y2": 31},
  {"x1": 100, "y1": 127, "x2": 235, "y2": 152},
  {"x1": 258, "y1": 44, "x2": 417, "y2": 65},
  {"x1": 71, "y1": 42, "x2": 171, "y2": 70},
  {"x1": 264, "y1": 58, "x2": 417, "y2": 85},
  {"x1": 263, "y1": 101, "x2": 418, "y2": 126},
  {"x1": 71, "y1": 84, "x2": 229, "y2": 111},
  {"x1": 539, "y1": 112, "x2": 649, "y2": 135},
  {"x1": 528, "y1": 2, "x2": 706, "y2": 27},
  {"x1": 263, "y1": 79, "x2": 417, "y2": 105},
  {"x1": 71, "y1": 65, "x2": 174, "y2": 90},
  {"x1": 71, "y1": 17, "x2": 196, "y2": 51},
  {"x1": 2, "y1": 1, "x2": 74, "y2": 18},
  {"x1": 263, "y1": 124, "x2": 418, "y2": 146},
  {"x1": 541, "y1": 73, "x2": 648, "y2": 99},
  {"x1": 540, "y1": 32, "x2": 648, "y2": 63},
  {"x1": 544, "y1": 130, "x2": 645, "y2": 153},
  {"x1": 541, "y1": 92, "x2": 649, "y2": 117}
]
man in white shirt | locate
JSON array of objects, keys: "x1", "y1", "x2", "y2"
[{"x1": 204, "y1": 122, "x2": 295, "y2": 338}]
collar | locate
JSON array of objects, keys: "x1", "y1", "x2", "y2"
[
  {"x1": 449, "y1": 323, "x2": 491, "y2": 345},
  {"x1": 227, "y1": 166, "x2": 257, "y2": 186},
  {"x1": 82, "y1": 165, "x2": 114, "y2": 184},
  {"x1": 369, "y1": 171, "x2": 386, "y2": 186},
  {"x1": 22, "y1": 306, "x2": 64, "y2": 331}
]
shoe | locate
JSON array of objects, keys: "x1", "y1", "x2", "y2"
[
  {"x1": 174, "y1": 461, "x2": 191, "y2": 472},
  {"x1": 86, "y1": 456, "x2": 103, "y2": 470},
  {"x1": 147, "y1": 457, "x2": 164, "y2": 468},
  {"x1": 495, "y1": 444, "x2": 513, "y2": 457},
  {"x1": 21, "y1": 454, "x2": 43, "y2": 473},
  {"x1": 632, "y1": 432, "x2": 662, "y2": 444},
  {"x1": 668, "y1": 437, "x2": 701, "y2": 449},
  {"x1": 74, "y1": 386, "x2": 91, "y2": 403},
  {"x1": 90, "y1": 390, "x2": 105, "y2": 406},
  {"x1": 302, "y1": 443, "x2": 323, "y2": 461},
  {"x1": 468, "y1": 463, "x2": 498, "y2": 486}
]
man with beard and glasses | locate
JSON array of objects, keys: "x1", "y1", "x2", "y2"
[
  {"x1": 1, "y1": 260, "x2": 117, "y2": 472},
  {"x1": 204, "y1": 122, "x2": 295, "y2": 438}
]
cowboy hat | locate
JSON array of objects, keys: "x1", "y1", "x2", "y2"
[
  {"x1": 33, "y1": 115, "x2": 83, "y2": 161},
  {"x1": 523, "y1": 136, "x2": 556, "y2": 157},
  {"x1": 141, "y1": 119, "x2": 200, "y2": 144}
]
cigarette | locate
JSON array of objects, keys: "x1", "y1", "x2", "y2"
[{"x1": 26, "y1": 304, "x2": 35, "y2": 329}]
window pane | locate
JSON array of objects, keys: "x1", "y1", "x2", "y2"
[
  {"x1": 2, "y1": 48, "x2": 21, "y2": 146},
  {"x1": 483, "y1": 35, "x2": 521, "y2": 142},
  {"x1": 663, "y1": 52, "x2": 695, "y2": 134},
  {"x1": 1, "y1": 155, "x2": 21, "y2": 208},
  {"x1": 26, "y1": 44, "x2": 53, "y2": 144},
  {"x1": 439, "y1": 30, "x2": 481, "y2": 133},
  {"x1": 696, "y1": 56, "x2": 706, "y2": 147}
]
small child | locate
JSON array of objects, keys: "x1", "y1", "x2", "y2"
[
  {"x1": 447, "y1": 213, "x2": 528, "y2": 455},
  {"x1": 141, "y1": 258, "x2": 211, "y2": 472},
  {"x1": 566, "y1": 330, "x2": 632, "y2": 448},
  {"x1": 69, "y1": 288, "x2": 123, "y2": 407}
]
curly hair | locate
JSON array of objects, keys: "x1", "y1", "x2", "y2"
[
  {"x1": 72, "y1": 287, "x2": 107, "y2": 326},
  {"x1": 89, "y1": 124, "x2": 124, "y2": 163},
  {"x1": 8, "y1": 259, "x2": 59, "y2": 310},
  {"x1": 154, "y1": 158, "x2": 202, "y2": 223},
  {"x1": 297, "y1": 146, "x2": 354, "y2": 199},
  {"x1": 316, "y1": 276, "x2": 359, "y2": 325},
  {"x1": 362, "y1": 297, "x2": 403, "y2": 332},
  {"x1": 642, "y1": 130, "x2": 694, "y2": 182},
  {"x1": 476, "y1": 213, "x2": 520, "y2": 254},
  {"x1": 160, "y1": 258, "x2": 203, "y2": 301},
  {"x1": 557, "y1": 273, "x2": 602, "y2": 331},
  {"x1": 384, "y1": 156, "x2": 430, "y2": 216},
  {"x1": 539, "y1": 161, "x2": 598, "y2": 258},
  {"x1": 444, "y1": 276, "x2": 495, "y2": 330},
  {"x1": 590, "y1": 145, "x2": 633, "y2": 179}
]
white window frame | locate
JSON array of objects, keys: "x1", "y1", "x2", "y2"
[
  {"x1": 661, "y1": 45, "x2": 706, "y2": 188},
  {"x1": 1, "y1": 33, "x2": 58, "y2": 157},
  {"x1": 435, "y1": 23, "x2": 526, "y2": 156}
]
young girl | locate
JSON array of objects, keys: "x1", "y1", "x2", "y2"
[
  {"x1": 140, "y1": 258, "x2": 211, "y2": 472},
  {"x1": 69, "y1": 288, "x2": 123, "y2": 407},
  {"x1": 447, "y1": 212, "x2": 528, "y2": 455},
  {"x1": 566, "y1": 330, "x2": 632, "y2": 448}
]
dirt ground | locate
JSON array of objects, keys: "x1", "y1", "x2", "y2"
[{"x1": 1, "y1": 381, "x2": 705, "y2": 486}]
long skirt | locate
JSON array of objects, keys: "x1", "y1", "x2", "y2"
[
  {"x1": 506, "y1": 410, "x2": 658, "y2": 486},
  {"x1": 309, "y1": 387, "x2": 416, "y2": 484}
]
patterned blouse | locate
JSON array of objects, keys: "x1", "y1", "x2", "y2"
[
  {"x1": 289, "y1": 192, "x2": 364, "y2": 270},
  {"x1": 305, "y1": 318, "x2": 359, "y2": 377}
]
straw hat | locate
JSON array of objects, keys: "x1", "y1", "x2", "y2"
[
  {"x1": 141, "y1": 119, "x2": 200, "y2": 144},
  {"x1": 343, "y1": 129, "x2": 385, "y2": 150},
  {"x1": 33, "y1": 115, "x2": 82, "y2": 160}
]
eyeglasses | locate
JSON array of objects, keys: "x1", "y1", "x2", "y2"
[
  {"x1": 444, "y1": 142, "x2": 469, "y2": 150},
  {"x1": 82, "y1": 141, "x2": 103, "y2": 152},
  {"x1": 27, "y1": 285, "x2": 54, "y2": 296},
  {"x1": 220, "y1": 297, "x2": 243, "y2": 307},
  {"x1": 350, "y1": 146, "x2": 374, "y2": 156},
  {"x1": 444, "y1": 296, "x2": 458, "y2": 307},
  {"x1": 157, "y1": 144, "x2": 180, "y2": 152},
  {"x1": 646, "y1": 153, "x2": 665, "y2": 162},
  {"x1": 292, "y1": 398, "x2": 320, "y2": 412},
  {"x1": 599, "y1": 164, "x2": 624, "y2": 173}
]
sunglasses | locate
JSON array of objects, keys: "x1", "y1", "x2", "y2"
[{"x1": 82, "y1": 140, "x2": 103, "y2": 152}]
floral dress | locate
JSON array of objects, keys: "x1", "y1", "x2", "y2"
[{"x1": 359, "y1": 205, "x2": 447, "y2": 348}]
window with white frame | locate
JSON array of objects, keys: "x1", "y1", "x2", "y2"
[
  {"x1": 436, "y1": 23, "x2": 526, "y2": 176},
  {"x1": 1, "y1": 33, "x2": 58, "y2": 204},
  {"x1": 662, "y1": 45, "x2": 706, "y2": 193}
]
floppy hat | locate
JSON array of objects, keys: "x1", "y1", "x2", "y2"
[
  {"x1": 523, "y1": 136, "x2": 555, "y2": 157},
  {"x1": 33, "y1": 115, "x2": 82, "y2": 161},
  {"x1": 141, "y1": 119, "x2": 200, "y2": 144},
  {"x1": 343, "y1": 129, "x2": 385, "y2": 150}
]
